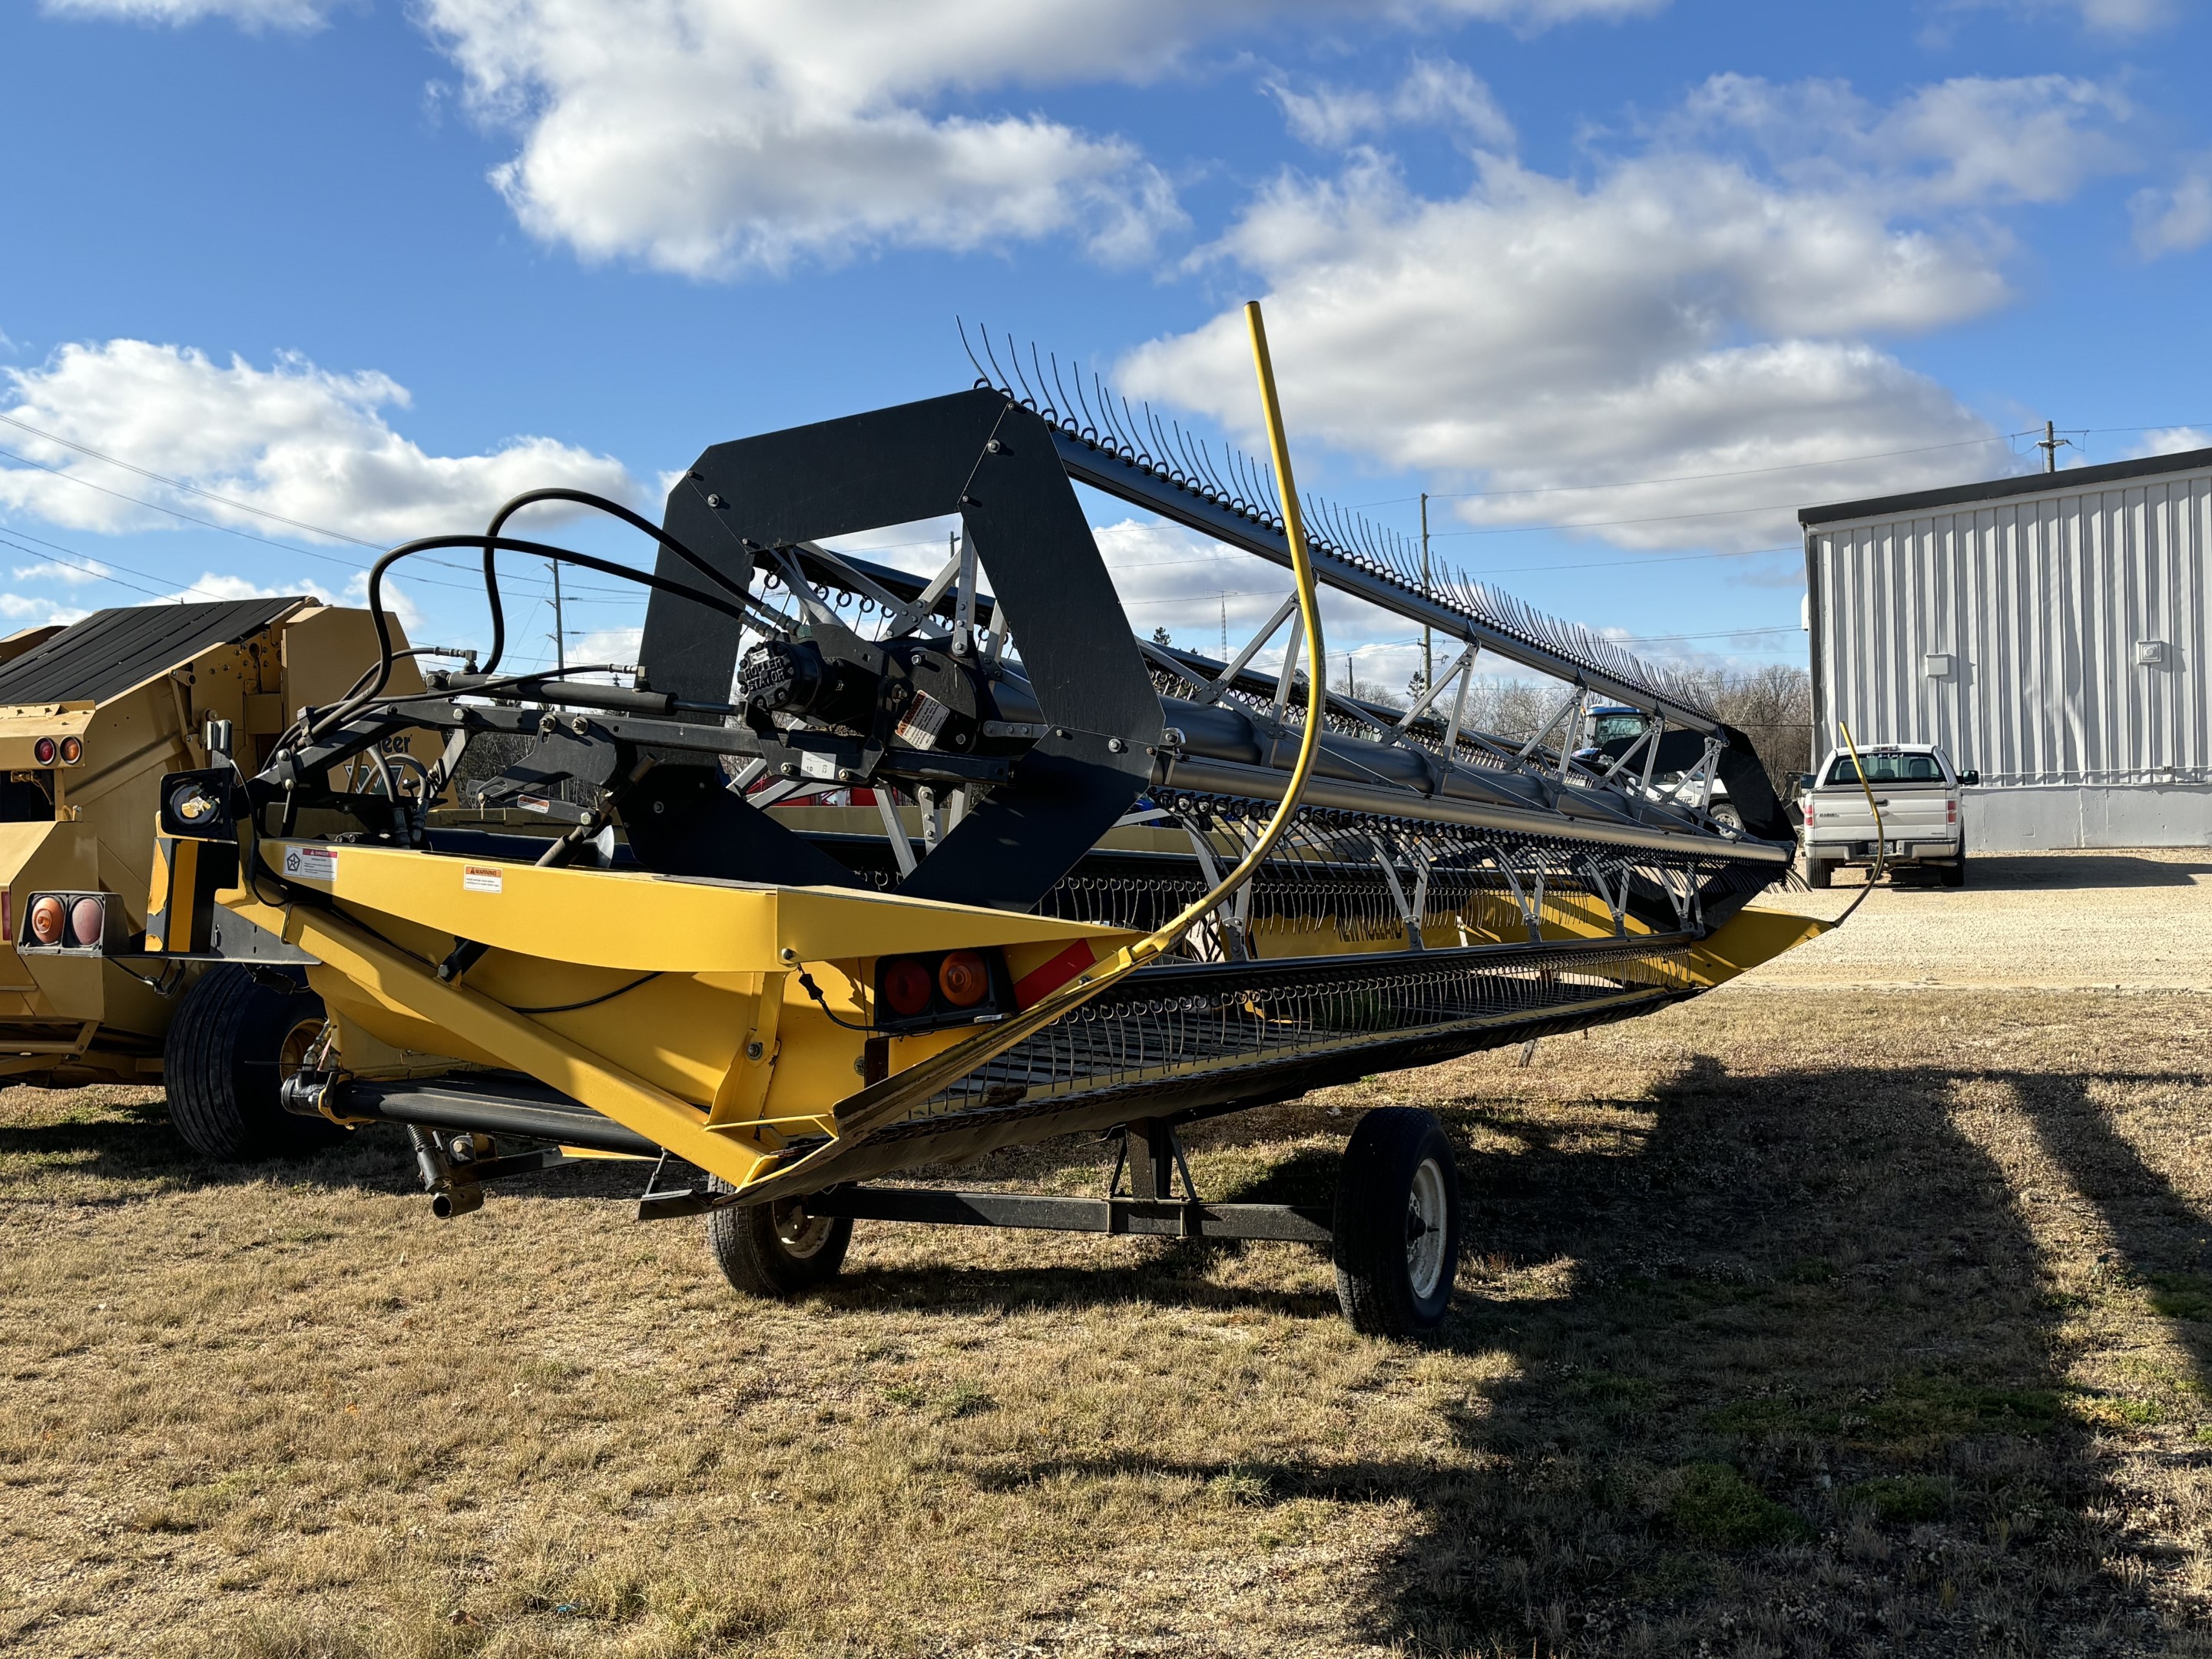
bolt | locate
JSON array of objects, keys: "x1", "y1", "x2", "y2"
[
  {"x1": 569, "y1": 714, "x2": 589, "y2": 735},
  {"x1": 707, "y1": 493, "x2": 726, "y2": 508},
  {"x1": 652, "y1": 800, "x2": 665, "y2": 814},
  {"x1": 780, "y1": 763, "x2": 799, "y2": 778},
  {"x1": 985, "y1": 439, "x2": 1002, "y2": 454},
  {"x1": 1108, "y1": 737, "x2": 1126, "y2": 754},
  {"x1": 853, "y1": 1055, "x2": 867, "y2": 1075},
  {"x1": 537, "y1": 711, "x2": 558, "y2": 735},
  {"x1": 779, "y1": 947, "x2": 798, "y2": 963},
  {"x1": 745, "y1": 1041, "x2": 764, "y2": 1061},
  {"x1": 837, "y1": 768, "x2": 856, "y2": 782}
]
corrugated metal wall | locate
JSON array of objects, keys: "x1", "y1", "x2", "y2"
[{"x1": 1810, "y1": 465, "x2": 2212, "y2": 786}]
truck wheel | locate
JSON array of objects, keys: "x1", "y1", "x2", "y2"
[
  {"x1": 707, "y1": 1187, "x2": 853, "y2": 1298},
  {"x1": 1942, "y1": 856, "x2": 1968, "y2": 889},
  {"x1": 1710, "y1": 803, "x2": 1742, "y2": 832},
  {"x1": 164, "y1": 966, "x2": 343, "y2": 1161},
  {"x1": 1806, "y1": 857, "x2": 1833, "y2": 890},
  {"x1": 1333, "y1": 1107, "x2": 1461, "y2": 1339}
]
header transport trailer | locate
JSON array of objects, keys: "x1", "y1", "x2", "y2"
[
  {"x1": 0, "y1": 597, "x2": 437, "y2": 1144},
  {"x1": 53, "y1": 317, "x2": 1827, "y2": 1336}
]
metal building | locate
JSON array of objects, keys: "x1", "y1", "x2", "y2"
[{"x1": 1802, "y1": 446, "x2": 2211, "y2": 852}]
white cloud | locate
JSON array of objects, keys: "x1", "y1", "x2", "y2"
[
  {"x1": 41, "y1": 0, "x2": 336, "y2": 28},
  {"x1": 1942, "y1": 0, "x2": 2177, "y2": 34},
  {"x1": 0, "y1": 594, "x2": 88, "y2": 628},
  {"x1": 409, "y1": 0, "x2": 1660, "y2": 276},
  {"x1": 1678, "y1": 73, "x2": 2131, "y2": 210},
  {"x1": 1273, "y1": 58, "x2": 1515, "y2": 151},
  {"x1": 0, "y1": 339, "x2": 640, "y2": 544},
  {"x1": 1120, "y1": 75, "x2": 2126, "y2": 552},
  {"x1": 2134, "y1": 426, "x2": 2212, "y2": 457},
  {"x1": 2132, "y1": 161, "x2": 2212, "y2": 258},
  {"x1": 11, "y1": 558, "x2": 110, "y2": 586}
]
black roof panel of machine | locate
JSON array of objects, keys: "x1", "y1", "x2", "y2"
[{"x1": 0, "y1": 597, "x2": 306, "y2": 707}]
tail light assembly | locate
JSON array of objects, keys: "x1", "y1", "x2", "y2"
[
  {"x1": 30, "y1": 737, "x2": 83, "y2": 767},
  {"x1": 18, "y1": 890, "x2": 127, "y2": 955},
  {"x1": 873, "y1": 947, "x2": 1012, "y2": 1033}
]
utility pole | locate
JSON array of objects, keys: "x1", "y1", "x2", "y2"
[
  {"x1": 1419, "y1": 492, "x2": 1432, "y2": 694},
  {"x1": 2036, "y1": 420, "x2": 2073, "y2": 473},
  {"x1": 549, "y1": 558, "x2": 566, "y2": 674}
]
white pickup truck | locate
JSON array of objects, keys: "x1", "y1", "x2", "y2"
[{"x1": 1799, "y1": 743, "x2": 1979, "y2": 889}]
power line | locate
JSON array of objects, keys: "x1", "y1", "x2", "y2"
[{"x1": 0, "y1": 409, "x2": 386, "y2": 547}]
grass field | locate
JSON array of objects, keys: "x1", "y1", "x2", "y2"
[{"x1": 7, "y1": 971, "x2": 2212, "y2": 1654}]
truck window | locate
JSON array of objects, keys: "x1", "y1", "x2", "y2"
[
  {"x1": 1823, "y1": 753, "x2": 1944, "y2": 786},
  {"x1": 1588, "y1": 713, "x2": 1647, "y2": 745}
]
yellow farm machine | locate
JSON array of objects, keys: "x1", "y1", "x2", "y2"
[
  {"x1": 31, "y1": 313, "x2": 1823, "y2": 1335},
  {"x1": 0, "y1": 597, "x2": 435, "y2": 1147}
]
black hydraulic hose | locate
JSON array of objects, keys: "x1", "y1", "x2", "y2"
[
  {"x1": 477, "y1": 487, "x2": 757, "y2": 677},
  {"x1": 309, "y1": 534, "x2": 756, "y2": 744}
]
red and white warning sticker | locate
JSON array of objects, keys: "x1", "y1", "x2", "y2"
[
  {"x1": 282, "y1": 845, "x2": 338, "y2": 883},
  {"x1": 462, "y1": 866, "x2": 504, "y2": 894},
  {"x1": 893, "y1": 692, "x2": 952, "y2": 752}
]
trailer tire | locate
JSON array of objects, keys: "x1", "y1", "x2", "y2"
[
  {"x1": 1333, "y1": 1107, "x2": 1461, "y2": 1339},
  {"x1": 1806, "y1": 857, "x2": 1833, "y2": 890},
  {"x1": 706, "y1": 1188, "x2": 853, "y2": 1298},
  {"x1": 164, "y1": 966, "x2": 341, "y2": 1161}
]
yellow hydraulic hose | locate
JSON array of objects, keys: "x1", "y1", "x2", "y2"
[
  {"x1": 729, "y1": 300, "x2": 1330, "y2": 1197},
  {"x1": 1833, "y1": 718, "x2": 1886, "y2": 920}
]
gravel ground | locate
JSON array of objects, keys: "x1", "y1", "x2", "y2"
[{"x1": 1745, "y1": 846, "x2": 2212, "y2": 990}]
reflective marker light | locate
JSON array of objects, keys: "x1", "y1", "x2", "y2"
[
  {"x1": 28, "y1": 895, "x2": 65, "y2": 945},
  {"x1": 68, "y1": 897, "x2": 104, "y2": 948},
  {"x1": 882, "y1": 958, "x2": 934, "y2": 1018},
  {"x1": 938, "y1": 949, "x2": 989, "y2": 1008},
  {"x1": 58, "y1": 737, "x2": 81, "y2": 766},
  {"x1": 32, "y1": 738, "x2": 55, "y2": 766}
]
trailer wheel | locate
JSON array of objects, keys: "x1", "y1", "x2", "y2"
[
  {"x1": 1805, "y1": 857, "x2": 1833, "y2": 890},
  {"x1": 706, "y1": 1189, "x2": 853, "y2": 1298},
  {"x1": 164, "y1": 966, "x2": 343, "y2": 1161},
  {"x1": 1333, "y1": 1107, "x2": 1461, "y2": 1339}
]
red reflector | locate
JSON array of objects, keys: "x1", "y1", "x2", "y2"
[
  {"x1": 68, "y1": 897, "x2": 104, "y2": 948},
  {"x1": 32, "y1": 738, "x2": 55, "y2": 766},
  {"x1": 882, "y1": 958, "x2": 932, "y2": 1018},
  {"x1": 58, "y1": 737, "x2": 81, "y2": 766},
  {"x1": 938, "y1": 950, "x2": 989, "y2": 1008},
  {"x1": 28, "y1": 896, "x2": 65, "y2": 945}
]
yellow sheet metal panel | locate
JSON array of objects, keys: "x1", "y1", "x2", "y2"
[
  {"x1": 266, "y1": 839, "x2": 1133, "y2": 974},
  {"x1": 289, "y1": 905, "x2": 778, "y2": 1189},
  {"x1": 1681, "y1": 907, "x2": 1833, "y2": 988}
]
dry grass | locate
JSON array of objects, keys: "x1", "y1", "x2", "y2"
[{"x1": 7, "y1": 986, "x2": 2212, "y2": 1657}]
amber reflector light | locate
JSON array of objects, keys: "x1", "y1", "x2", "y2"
[
  {"x1": 882, "y1": 958, "x2": 933, "y2": 1018},
  {"x1": 28, "y1": 896, "x2": 65, "y2": 945},
  {"x1": 937, "y1": 950, "x2": 990, "y2": 1008},
  {"x1": 58, "y1": 737, "x2": 81, "y2": 765}
]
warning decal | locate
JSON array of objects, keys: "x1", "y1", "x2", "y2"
[
  {"x1": 462, "y1": 866, "x2": 504, "y2": 894},
  {"x1": 282, "y1": 845, "x2": 338, "y2": 883}
]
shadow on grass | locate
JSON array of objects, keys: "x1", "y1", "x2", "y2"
[
  {"x1": 862, "y1": 1053, "x2": 2212, "y2": 1655},
  {"x1": 0, "y1": 1104, "x2": 656, "y2": 1207}
]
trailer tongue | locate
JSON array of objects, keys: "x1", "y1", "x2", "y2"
[{"x1": 86, "y1": 334, "x2": 1826, "y2": 1336}]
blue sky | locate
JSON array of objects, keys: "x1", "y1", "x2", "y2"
[{"x1": 2, "y1": 0, "x2": 2208, "y2": 697}]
